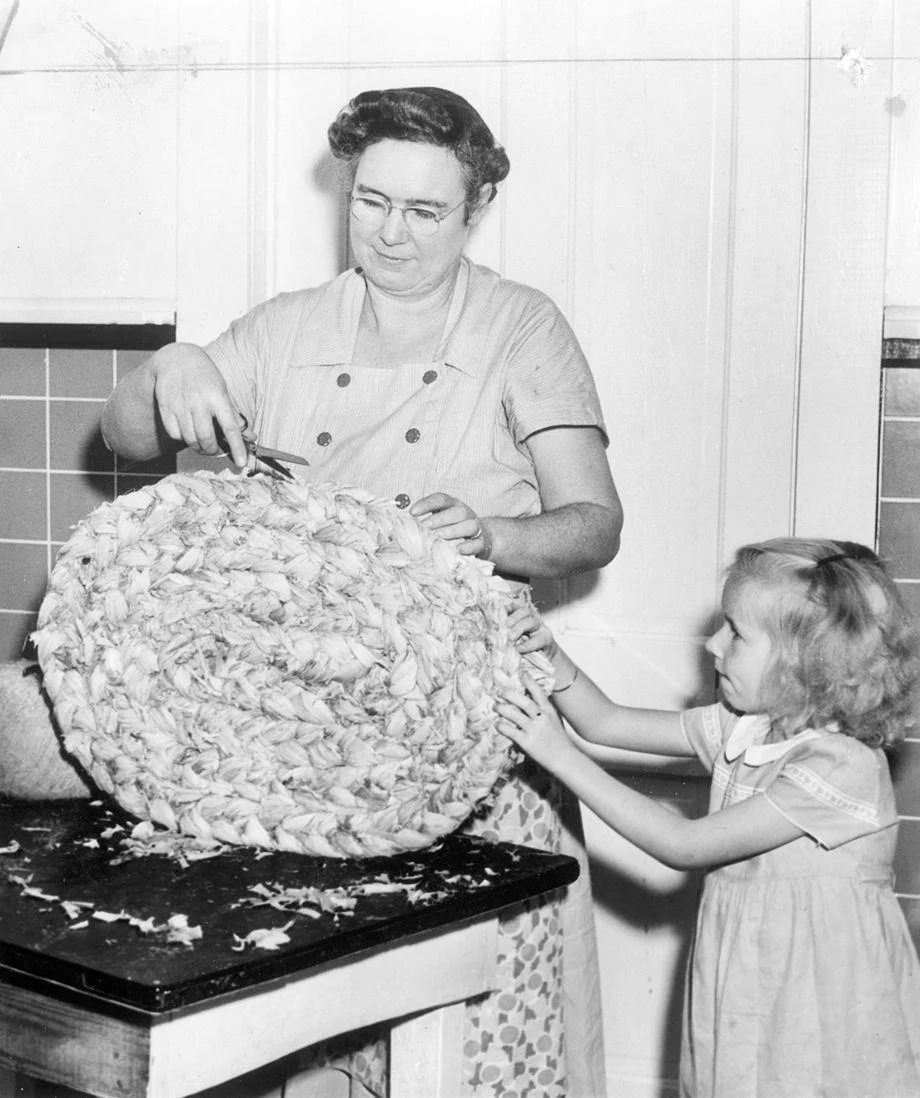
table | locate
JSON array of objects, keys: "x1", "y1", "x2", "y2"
[{"x1": 0, "y1": 798, "x2": 577, "y2": 1098}]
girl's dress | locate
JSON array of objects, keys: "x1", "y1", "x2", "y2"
[{"x1": 680, "y1": 705, "x2": 920, "y2": 1098}]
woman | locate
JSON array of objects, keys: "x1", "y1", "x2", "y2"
[{"x1": 102, "y1": 87, "x2": 623, "y2": 1097}]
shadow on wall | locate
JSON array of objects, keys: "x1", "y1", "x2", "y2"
[
  {"x1": 592, "y1": 852, "x2": 702, "y2": 1086},
  {"x1": 588, "y1": 762, "x2": 708, "y2": 1091}
]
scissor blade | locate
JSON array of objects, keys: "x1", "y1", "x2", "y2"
[
  {"x1": 253, "y1": 453, "x2": 295, "y2": 480},
  {"x1": 254, "y1": 445, "x2": 310, "y2": 467}
]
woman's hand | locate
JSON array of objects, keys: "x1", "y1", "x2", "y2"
[
  {"x1": 150, "y1": 344, "x2": 250, "y2": 467},
  {"x1": 507, "y1": 604, "x2": 556, "y2": 656},
  {"x1": 410, "y1": 492, "x2": 491, "y2": 559},
  {"x1": 496, "y1": 674, "x2": 575, "y2": 771}
]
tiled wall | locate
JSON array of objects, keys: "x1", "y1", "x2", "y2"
[
  {"x1": 878, "y1": 340, "x2": 920, "y2": 954},
  {"x1": 0, "y1": 336, "x2": 175, "y2": 662}
]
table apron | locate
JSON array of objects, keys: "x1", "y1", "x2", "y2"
[{"x1": 0, "y1": 916, "x2": 499, "y2": 1098}]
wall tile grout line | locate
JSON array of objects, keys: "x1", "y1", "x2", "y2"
[
  {"x1": 0, "y1": 394, "x2": 107, "y2": 404},
  {"x1": 43, "y1": 348, "x2": 52, "y2": 596},
  {"x1": 112, "y1": 350, "x2": 118, "y2": 500}
]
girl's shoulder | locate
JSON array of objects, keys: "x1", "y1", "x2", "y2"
[
  {"x1": 680, "y1": 702, "x2": 738, "y2": 766},
  {"x1": 781, "y1": 726, "x2": 887, "y2": 782},
  {"x1": 766, "y1": 730, "x2": 897, "y2": 848}
]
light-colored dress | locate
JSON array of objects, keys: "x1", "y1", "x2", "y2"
[
  {"x1": 680, "y1": 704, "x2": 920, "y2": 1098},
  {"x1": 207, "y1": 257, "x2": 609, "y2": 1097}
]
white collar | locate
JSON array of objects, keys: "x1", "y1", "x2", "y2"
[{"x1": 724, "y1": 714, "x2": 824, "y2": 766}]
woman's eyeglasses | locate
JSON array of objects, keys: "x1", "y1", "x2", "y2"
[{"x1": 350, "y1": 193, "x2": 466, "y2": 237}]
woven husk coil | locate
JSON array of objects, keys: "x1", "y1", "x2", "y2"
[{"x1": 33, "y1": 470, "x2": 551, "y2": 858}]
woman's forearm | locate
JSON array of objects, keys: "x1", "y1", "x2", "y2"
[
  {"x1": 483, "y1": 502, "x2": 621, "y2": 579},
  {"x1": 102, "y1": 342, "x2": 244, "y2": 464},
  {"x1": 101, "y1": 348, "x2": 177, "y2": 461}
]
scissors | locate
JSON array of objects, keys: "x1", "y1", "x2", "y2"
[{"x1": 217, "y1": 417, "x2": 310, "y2": 480}]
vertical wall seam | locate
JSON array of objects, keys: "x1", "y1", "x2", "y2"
[
  {"x1": 44, "y1": 347, "x2": 51, "y2": 579},
  {"x1": 789, "y1": 1, "x2": 812, "y2": 535},
  {"x1": 714, "y1": 4, "x2": 741, "y2": 589},
  {"x1": 498, "y1": 0, "x2": 508, "y2": 281},
  {"x1": 173, "y1": 0, "x2": 182, "y2": 332},
  {"x1": 247, "y1": 0, "x2": 260, "y2": 310},
  {"x1": 111, "y1": 349, "x2": 118, "y2": 500},
  {"x1": 876, "y1": 6, "x2": 899, "y2": 549},
  {"x1": 557, "y1": 2, "x2": 582, "y2": 619}
]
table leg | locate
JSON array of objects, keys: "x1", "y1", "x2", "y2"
[{"x1": 388, "y1": 1001, "x2": 465, "y2": 1098}]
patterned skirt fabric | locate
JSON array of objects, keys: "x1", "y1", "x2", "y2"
[
  {"x1": 308, "y1": 758, "x2": 578, "y2": 1098},
  {"x1": 460, "y1": 759, "x2": 567, "y2": 1096}
]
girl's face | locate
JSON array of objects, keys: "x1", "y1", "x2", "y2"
[{"x1": 705, "y1": 583, "x2": 775, "y2": 713}]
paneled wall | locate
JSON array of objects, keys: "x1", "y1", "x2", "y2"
[{"x1": 2, "y1": 3, "x2": 918, "y2": 1094}]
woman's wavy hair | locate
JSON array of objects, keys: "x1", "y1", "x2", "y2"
[
  {"x1": 724, "y1": 537, "x2": 920, "y2": 749},
  {"x1": 327, "y1": 87, "x2": 510, "y2": 219}
]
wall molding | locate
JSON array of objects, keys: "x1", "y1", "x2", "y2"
[
  {"x1": 0, "y1": 321, "x2": 175, "y2": 350},
  {"x1": 0, "y1": 299, "x2": 175, "y2": 327},
  {"x1": 885, "y1": 307, "x2": 920, "y2": 341}
]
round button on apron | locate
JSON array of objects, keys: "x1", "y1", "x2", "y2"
[
  {"x1": 395, "y1": 493, "x2": 410, "y2": 509},
  {"x1": 336, "y1": 373, "x2": 351, "y2": 387},
  {"x1": 317, "y1": 432, "x2": 332, "y2": 446},
  {"x1": 405, "y1": 428, "x2": 421, "y2": 444},
  {"x1": 422, "y1": 370, "x2": 438, "y2": 384}
]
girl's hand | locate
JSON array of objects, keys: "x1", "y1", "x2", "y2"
[
  {"x1": 411, "y1": 493, "x2": 490, "y2": 559},
  {"x1": 507, "y1": 604, "x2": 556, "y2": 656},
  {"x1": 496, "y1": 674, "x2": 573, "y2": 770}
]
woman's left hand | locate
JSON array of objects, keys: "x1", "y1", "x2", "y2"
[
  {"x1": 496, "y1": 674, "x2": 572, "y2": 769},
  {"x1": 411, "y1": 492, "x2": 490, "y2": 558}
]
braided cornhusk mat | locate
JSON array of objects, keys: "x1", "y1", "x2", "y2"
[{"x1": 33, "y1": 471, "x2": 552, "y2": 858}]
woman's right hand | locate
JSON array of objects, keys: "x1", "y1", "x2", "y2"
[{"x1": 150, "y1": 344, "x2": 249, "y2": 467}]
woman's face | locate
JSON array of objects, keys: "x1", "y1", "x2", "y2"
[{"x1": 349, "y1": 139, "x2": 482, "y2": 299}]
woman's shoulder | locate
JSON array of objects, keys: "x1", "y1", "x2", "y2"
[
  {"x1": 242, "y1": 270, "x2": 358, "y2": 324},
  {"x1": 465, "y1": 260, "x2": 567, "y2": 319}
]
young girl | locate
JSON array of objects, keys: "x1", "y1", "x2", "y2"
[{"x1": 502, "y1": 538, "x2": 920, "y2": 1098}]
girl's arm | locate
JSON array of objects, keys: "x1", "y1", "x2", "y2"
[
  {"x1": 509, "y1": 610, "x2": 693, "y2": 757},
  {"x1": 498, "y1": 676, "x2": 803, "y2": 870}
]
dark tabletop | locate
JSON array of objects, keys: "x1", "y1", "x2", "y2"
[{"x1": 0, "y1": 798, "x2": 577, "y2": 1014}]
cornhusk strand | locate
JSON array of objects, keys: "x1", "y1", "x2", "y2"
[{"x1": 33, "y1": 471, "x2": 551, "y2": 858}]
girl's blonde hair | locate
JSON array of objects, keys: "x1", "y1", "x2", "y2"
[{"x1": 724, "y1": 538, "x2": 920, "y2": 749}]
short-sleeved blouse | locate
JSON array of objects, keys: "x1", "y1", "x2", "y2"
[
  {"x1": 205, "y1": 257, "x2": 607, "y2": 520},
  {"x1": 680, "y1": 703, "x2": 899, "y2": 851}
]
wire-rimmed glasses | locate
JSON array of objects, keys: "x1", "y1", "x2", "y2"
[{"x1": 349, "y1": 192, "x2": 466, "y2": 237}]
